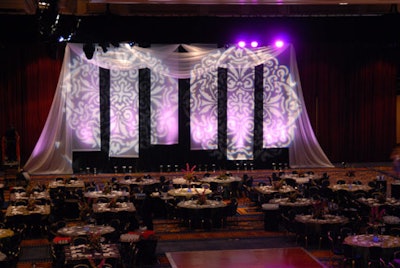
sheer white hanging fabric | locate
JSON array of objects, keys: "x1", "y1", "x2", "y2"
[{"x1": 24, "y1": 43, "x2": 333, "y2": 175}]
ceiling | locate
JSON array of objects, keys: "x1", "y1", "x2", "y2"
[{"x1": 0, "y1": 0, "x2": 399, "y2": 17}]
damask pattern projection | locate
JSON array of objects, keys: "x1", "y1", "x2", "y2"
[
  {"x1": 109, "y1": 69, "x2": 139, "y2": 157},
  {"x1": 150, "y1": 72, "x2": 179, "y2": 145},
  {"x1": 66, "y1": 51, "x2": 101, "y2": 151},
  {"x1": 262, "y1": 55, "x2": 301, "y2": 148},
  {"x1": 227, "y1": 66, "x2": 255, "y2": 160},
  {"x1": 190, "y1": 68, "x2": 219, "y2": 150}
]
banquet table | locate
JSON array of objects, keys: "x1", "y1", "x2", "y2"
[
  {"x1": 172, "y1": 177, "x2": 202, "y2": 186},
  {"x1": 92, "y1": 202, "x2": 136, "y2": 213},
  {"x1": 295, "y1": 214, "x2": 349, "y2": 225},
  {"x1": 177, "y1": 199, "x2": 227, "y2": 209},
  {"x1": 119, "y1": 178, "x2": 159, "y2": 186},
  {"x1": 9, "y1": 191, "x2": 50, "y2": 202},
  {"x1": 64, "y1": 243, "x2": 120, "y2": 264},
  {"x1": 177, "y1": 199, "x2": 227, "y2": 229},
  {"x1": 168, "y1": 188, "x2": 212, "y2": 199},
  {"x1": 269, "y1": 197, "x2": 315, "y2": 207},
  {"x1": 48, "y1": 179, "x2": 85, "y2": 189},
  {"x1": 344, "y1": 234, "x2": 400, "y2": 264},
  {"x1": 254, "y1": 185, "x2": 296, "y2": 195},
  {"x1": 357, "y1": 197, "x2": 400, "y2": 207},
  {"x1": 200, "y1": 176, "x2": 242, "y2": 185},
  {"x1": 57, "y1": 224, "x2": 115, "y2": 237},
  {"x1": 295, "y1": 214, "x2": 349, "y2": 247},
  {"x1": 5, "y1": 204, "x2": 51, "y2": 217},
  {"x1": 281, "y1": 174, "x2": 317, "y2": 184},
  {"x1": 329, "y1": 184, "x2": 372, "y2": 192},
  {"x1": 83, "y1": 190, "x2": 130, "y2": 200}
]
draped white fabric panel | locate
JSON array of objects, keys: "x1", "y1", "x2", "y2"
[
  {"x1": 24, "y1": 43, "x2": 333, "y2": 175},
  {"x1": 68, "y1": 51, "x2": 101, "y2": 152}
]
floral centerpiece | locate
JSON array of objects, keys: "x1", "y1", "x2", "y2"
[
  {"x1": 273, "y1": 179, "x2": 284, "y2": 190},
  {"x1": 312, "y1": 199, "x2": 328, "y2": 219},
  {"x1": 88, "y1": 231, "x2": 103, "y2": 252},
  {"x1": 26, "y1": 198, "x2": 36, "y2": 211},
  {"x1": 369, "y1": 206, "x2": 385, "y2": 227},
  {"x1": 195, "y1": 188, "x2": 207, "y2": 205},
  {"x1": 108, "y1": 198, "x2": 118, "y2": 208},
  {"x1": 369, "y1": 206, "x2": 385, "y2": 241},
  {"x1": 182, "y1": 163, "x2": 196, "y2": 190},
  {"x1": 102, "y1": 182, "x2": 111, "y2": 195}
]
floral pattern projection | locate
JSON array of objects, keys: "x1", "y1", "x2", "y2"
[
  {"x1": 66, "y1": 52, "x2": 101, "y2": 151},
  {"x1": 24, "y1": 43, "x2": 331, "y2": 175},
  {"x1": 190, "y1": 46, "x2": 301, "y2": 160}
]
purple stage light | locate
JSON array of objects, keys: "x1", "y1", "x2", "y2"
[
  {"x1": 275, "y1": 40, "x2": 284, "y2": 48},
  {"x1": 238, "y1": 41, "x2": 246, "y2": 48},
  {"x1": 250, "y1": 41, "x2": 258, "y2": 48}
]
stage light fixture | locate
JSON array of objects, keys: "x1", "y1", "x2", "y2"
[
  {"x1": 238, "y1": 41, "x2": 246, "y2": 48},
  {"x1": 250, "y1": 41, "x2": 259, "y2": 48},
  {"x1": 275, "y1": 40, "x2": 284, "y2": 48}
]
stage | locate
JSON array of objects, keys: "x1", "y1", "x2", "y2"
[{"x1": 166, "y1": 247, "x2": 325, "y2": 268}]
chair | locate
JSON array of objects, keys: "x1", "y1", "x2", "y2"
[
  {"x1": 390, "y1": 227, "x2": 400, "y2": 237},
  {"x1": 223, "y1": 198, "x2": 238, "y2": 227},
  {"x1": 328, "y1": 230, "x2": 344, "y2": 266},
  {"x1": 368, "y1": 246, "x2": 383, "y2": 268},
  {"x1": 337, "y1": 180, "x2": 346, "y2": 185},
  {"x1": 72, "y1": 236, "x2": 88, "y2": 246},
  {"x1": 73, "y1": 265, "x2": 90, "y2": 268},
  {"x1": 390, "y1": 250, "x2": 400, "y2": 268}
]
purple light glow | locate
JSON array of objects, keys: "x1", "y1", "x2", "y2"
[
  {"x1": 275, "y1": 40, "x2": 284, "y2": 48},
  {"x1": 238, "y1": 41, "x2": 246, "y2": 48},
  {"x1": 250, "y1": 41, "x2": 258, "y2": 48}
]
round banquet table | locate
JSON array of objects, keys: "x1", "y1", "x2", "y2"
[
  {"x1": 168, "y1": 188, "x2": 212, "y2": 199},
  {"x1": 344, "y1": 234, "x2": 400, "y2": 265},
  {"x1": 57, "y1": 224, "x2": 115, "y2": 237},
  {"x1": 177, "y1": 199, "x2": 227, "y2": 209}
]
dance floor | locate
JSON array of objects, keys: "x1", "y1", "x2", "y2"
[{"x1": 166, "y1": 247, "x2": 325, "y2": 268}]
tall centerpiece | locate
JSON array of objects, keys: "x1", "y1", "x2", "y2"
[
  {"x1": 182, "y1": 163, "x2": 196, "y2": 192},
  {"x1": 369, "y1": 206, "x2": 385, "y2": 241}
]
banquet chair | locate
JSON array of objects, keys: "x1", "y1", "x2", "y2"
[
  {"x1": 73, "y1": 264, "x2": 90, "y2": 268},
  {"x1": 390, "y1": 227, "x2": 400, "y2": 237},
  {"x1": 328, "y1": 230, "x2": 344, "y2": 266},
  {"x1": 390, "y1": 250, "x2": 400, "y2": 268},
  {"x1": 368, "y1": 246, "x2": 384, "y2": 268},
  {"x1": 72, "y1": 236, "x2": 88, "y2": 246},
  {"x1": 223, "y1": 198, "x2": 238, "y2": 227}
]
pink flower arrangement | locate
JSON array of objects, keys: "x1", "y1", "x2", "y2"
[
  {"x1": 369, "y1": 206, "x2": 385, "y2": 226},
  {"x1": 182, "y1": 163, "x2": 196, "y2": 184}
]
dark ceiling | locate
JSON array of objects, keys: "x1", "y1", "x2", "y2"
[{"x1": 0, "y1": 0, "x2": 399, "y2": 45}]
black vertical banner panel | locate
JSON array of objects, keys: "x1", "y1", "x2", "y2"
[
  {"x1": 254, "y1": 64, "x2": 264, "y2": 161},
  {"x1": 217, "y1": 67, "x2": 227, "y2": 169},
  {"x1": 138, "y1": 68, "x2": 151, "y2": 170}
]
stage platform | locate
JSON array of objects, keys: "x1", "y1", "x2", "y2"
[{"x1": 166, "y1": 247, "x2": 325, "y2": 268}]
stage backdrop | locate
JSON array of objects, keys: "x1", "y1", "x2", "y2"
[{"x1": 23, "y1": 43, "x2": 333, "y2": 174}]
